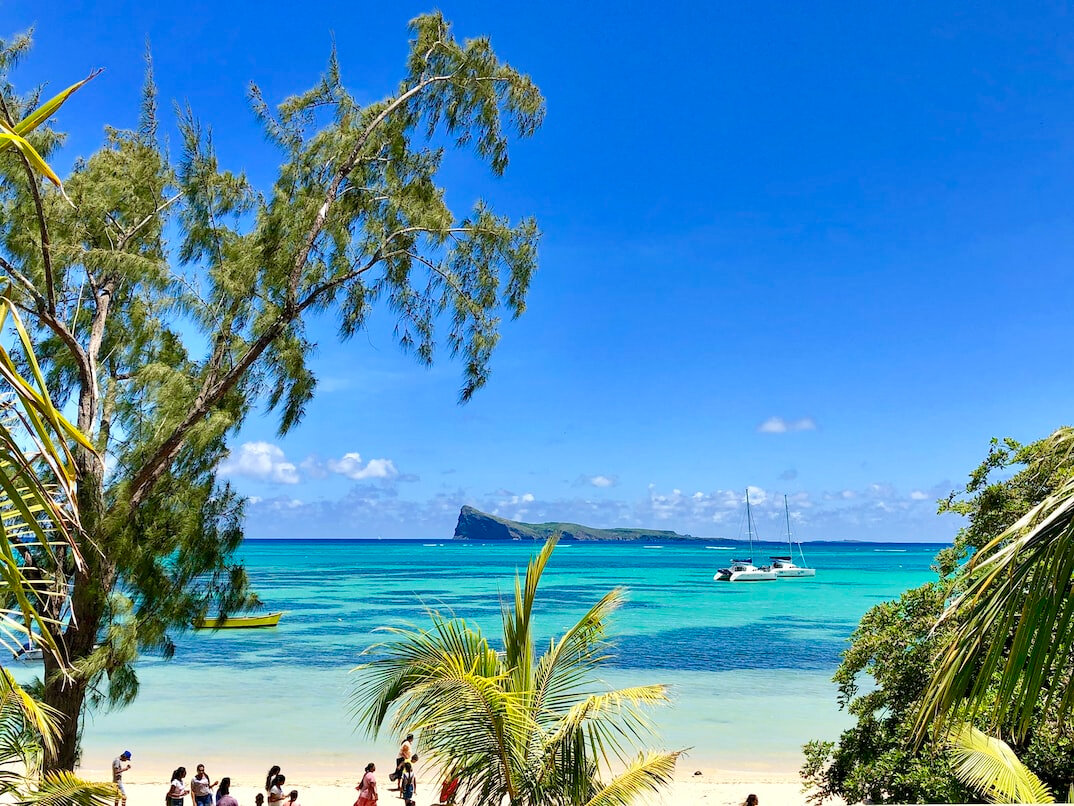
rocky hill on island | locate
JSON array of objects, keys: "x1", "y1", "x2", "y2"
[{"x1": 452, "y1": 505, "x2": 703, "y2": 542}]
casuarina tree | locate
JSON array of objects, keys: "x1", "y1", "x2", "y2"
[{"x1": 0, "y1": 14, "x2": 544, "y2": 768}]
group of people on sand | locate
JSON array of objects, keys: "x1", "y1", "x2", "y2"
[
  {"x1": 110, "y1": 739, "x2": 457, "y2": 806},
  {"x1": 354, "y1": 733, "x2": 458, "y2": 806},
  {"x1": 110, "y1": 752, "x2": 301, "y2": 806}
]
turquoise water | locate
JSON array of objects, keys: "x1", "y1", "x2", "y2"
[{"x1": 68, "y1": 539, "x2": 941, "y2": 776}]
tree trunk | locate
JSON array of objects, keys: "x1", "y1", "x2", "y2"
[{"x1": 43, "y1": 460, "x2": 113, "y2": 771}]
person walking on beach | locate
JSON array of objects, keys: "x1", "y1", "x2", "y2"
[
  {"x1": 191, "y1": 764, "x2": 218, "y2": 806},
  {"x1": 167, "y1": 768, "x2": 189, "y2": 806},
  {"x1": 399, "y1": 761, "x2": 416, "y2": 806},
  {"x1": 355, "y1": 762, "x2": 377, "y2": 806},
  {"x1": 389, "y1": 734, "x2": 413, "y2": 787},
  {"x1": 287, "y1": 790, "x2": 300, "y2": 806},
  {"x1": 215, "y1": 778, "x2": 238, "y2": 806},
  {"x1": 268, "y1": 774, "x2": 288, "y2": 806},
  {"x1": 264, "y1": 767, "x2": 281, "y2": 795},
  {"x1": 743, "y1": 795, "x2": 759, "y2": 806},
  {"x1": 111, "y1": 750, "x2": 131, "y2": 806}
]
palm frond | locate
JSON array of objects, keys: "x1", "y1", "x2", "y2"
[
  {"x1": 352, "y1": 614, "x2": 500, "y2": 734},
  {"x1": 549, "y1": 685, "x2": 670, "y2": 768},
  {"x1": 0, "y1": 291, "x2": 99, "y2": 663},
  {"x1": 947, "y1": 724, "x2": 1054, "y2": 804},
  {"x1": 582, "y1": 751, "x2": 681, "y2": 806},
  {"x1": 917, "y1": 428, "x2": 1074, "y2": 740},
  {"x1": 0, "y1": 669, "x2": 60, "y2": 757},
  {"x1": 502, "y1": 535, "x2": 558, "y2": 695},
  {"x1": 18, "y1": 769, "x2": 116, "y2": 806},
  {"x1": 534, "y1": 587, "x2": 626, "y2": 718}
]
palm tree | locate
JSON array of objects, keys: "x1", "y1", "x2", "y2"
[
  {"x1": 0, "y1": 67, "x2": 100, "y2": 663},
  {"x1": 0, "y1": 67, "x2": 114, "y2": 806},
  {"x1": 918, "y1": 427, "x2": 1074, "y2": 740},
  {"x1": 0, "y1": 668, "x2": 114, "y2": 806},
  {"x1": 352, "y1": 537, "x2": 681, "y2": 806}
]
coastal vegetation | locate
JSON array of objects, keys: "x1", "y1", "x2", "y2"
[
  {"x1": 0, "y1": 13, "x2": 544, "y2": 769},
  {"x1": 352, "y1": 536, "x2": 681, "y2": 806},
  {"x1": 0, "y1": 76, "x2": 115, "y2": 805},
  {"x1": 802, "y1": 427, "x2": 1074, "y2": 803}
]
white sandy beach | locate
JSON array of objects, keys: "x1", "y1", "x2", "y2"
[{"x1": 81, "y1": 764, "x2": 815, "y2": 806}]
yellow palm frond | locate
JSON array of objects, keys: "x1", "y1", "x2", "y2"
[{"x1": 947, "y1": 724, "x2": 1054, "y2": 804}]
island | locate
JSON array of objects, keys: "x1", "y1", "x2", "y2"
[{"x1": 452, "y1": 505, "x2": 708, "y2": 542}]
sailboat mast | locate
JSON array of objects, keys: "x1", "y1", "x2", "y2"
[
  {"x1": 785, "y1": 494, "x2": 792, "y2": 553},
  {"x1": 746, "y1": 488, "x2": 754, "y2": 560}
]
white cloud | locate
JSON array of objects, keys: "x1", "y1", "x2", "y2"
[
  {"x1": 757, "y1": 416, "x2": 818, "y2": 434},
  {"x1": 573, "y1": 474, "x2": 619, "y2": 489},
  {"x1": 219, "y1": 442, "x2": 299, "y2": 484},
  {"x1": 326, "y1": 452, "x2": 399, "y2": 480},
  {"x1": 910, "y1": 490, "x2": 930, "y2": 500}
]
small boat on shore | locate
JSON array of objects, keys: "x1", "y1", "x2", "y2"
[{"x1": 194, "y1": 612, "x2": 283, "y2": 629}]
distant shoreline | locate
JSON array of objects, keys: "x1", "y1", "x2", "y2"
[{"x1": 241, "y1": 536, "x2": 953, "y2": 545}]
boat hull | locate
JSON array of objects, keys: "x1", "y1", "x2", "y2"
[
  {"x1": 713, "y1": 568, "x2": 778, "y2": 582},
  {"x1": 728, "y1": 569, "x2": 777, "y2": 581},
  {"x1": 194, "y1": 612, "x2": 283, "y2": 629},
  {"x1": 773, "y1": 567, "x2": 815, "y2": 578}
]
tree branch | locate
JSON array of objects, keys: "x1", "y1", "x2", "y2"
[
  {"x1": 117, "y1": 191, "x2": 183, "y2": 250},
  {"x1": 126, "y1": 68, "x2": 485, "y2": 508},
  {"x1": 0, "y1": 255, "x2": 94, "y2": 389}
]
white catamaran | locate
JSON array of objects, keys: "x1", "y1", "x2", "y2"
[
  {"x1": 765, "y1": 495, "x2": 816, "y2": 578},
  {"x1": 714, "y1": 489, "x2": 777, "y2": 582}
]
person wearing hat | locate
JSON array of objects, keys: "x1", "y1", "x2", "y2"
[{"x1": 112, "y1": 750, "x2": 132, "y2": 806}]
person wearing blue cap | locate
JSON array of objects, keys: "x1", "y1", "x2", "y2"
[{"x1": 112, "y1": 750, "x2": 132, "y2": 806}]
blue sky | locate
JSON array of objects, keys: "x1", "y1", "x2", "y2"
[{"x1": 8, "y1": 1, "x2": 1073, "y2": 540}]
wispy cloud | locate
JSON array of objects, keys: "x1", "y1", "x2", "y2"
[
  {"x1": 219, "y1": 442, "x2": 299, "y2": 484},
  {"x1": 574, "y1": 474, "x2": 619, "y2": 488},
  {"x1": 757, "y1": 416, "x2": 818, "y2": 434},
  {"x1": 327, "y1": 453, "x2": 399, "y2": 480}
]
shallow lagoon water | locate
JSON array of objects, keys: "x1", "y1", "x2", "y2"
[{"x1": 62, "y1": 539, "x2": 941, "y2": 774}]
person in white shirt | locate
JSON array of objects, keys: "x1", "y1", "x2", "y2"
[
  {"x1": 191, "y1": 764, "x2": 218, "y2": 806},
  {"x1": 112, "y1": 750, "x2": 132, "y2": 806},
  {"x1": 268, "y1": 773, "x2": 288, "y2": 806},
  {"x1": 168, "y1": 768, "x2": 189, "y2": 806}
]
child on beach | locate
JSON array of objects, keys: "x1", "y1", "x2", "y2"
[
  {"x1": 389, "y1": 733, "x2": 413, "y2": 787},
  {"x1": 287, "y1": 790, "x2": 300, "y2": 806},
  {"x1": 255, "y1": 795, "x2": 265, "y2": 806},
  {"x1": 399, "y1": 761, "x2": 416, "y2": 806}
]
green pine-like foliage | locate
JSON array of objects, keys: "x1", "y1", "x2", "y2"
[{"x1": 0, "y1": 14, "x2": 545, "y2": 768}]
